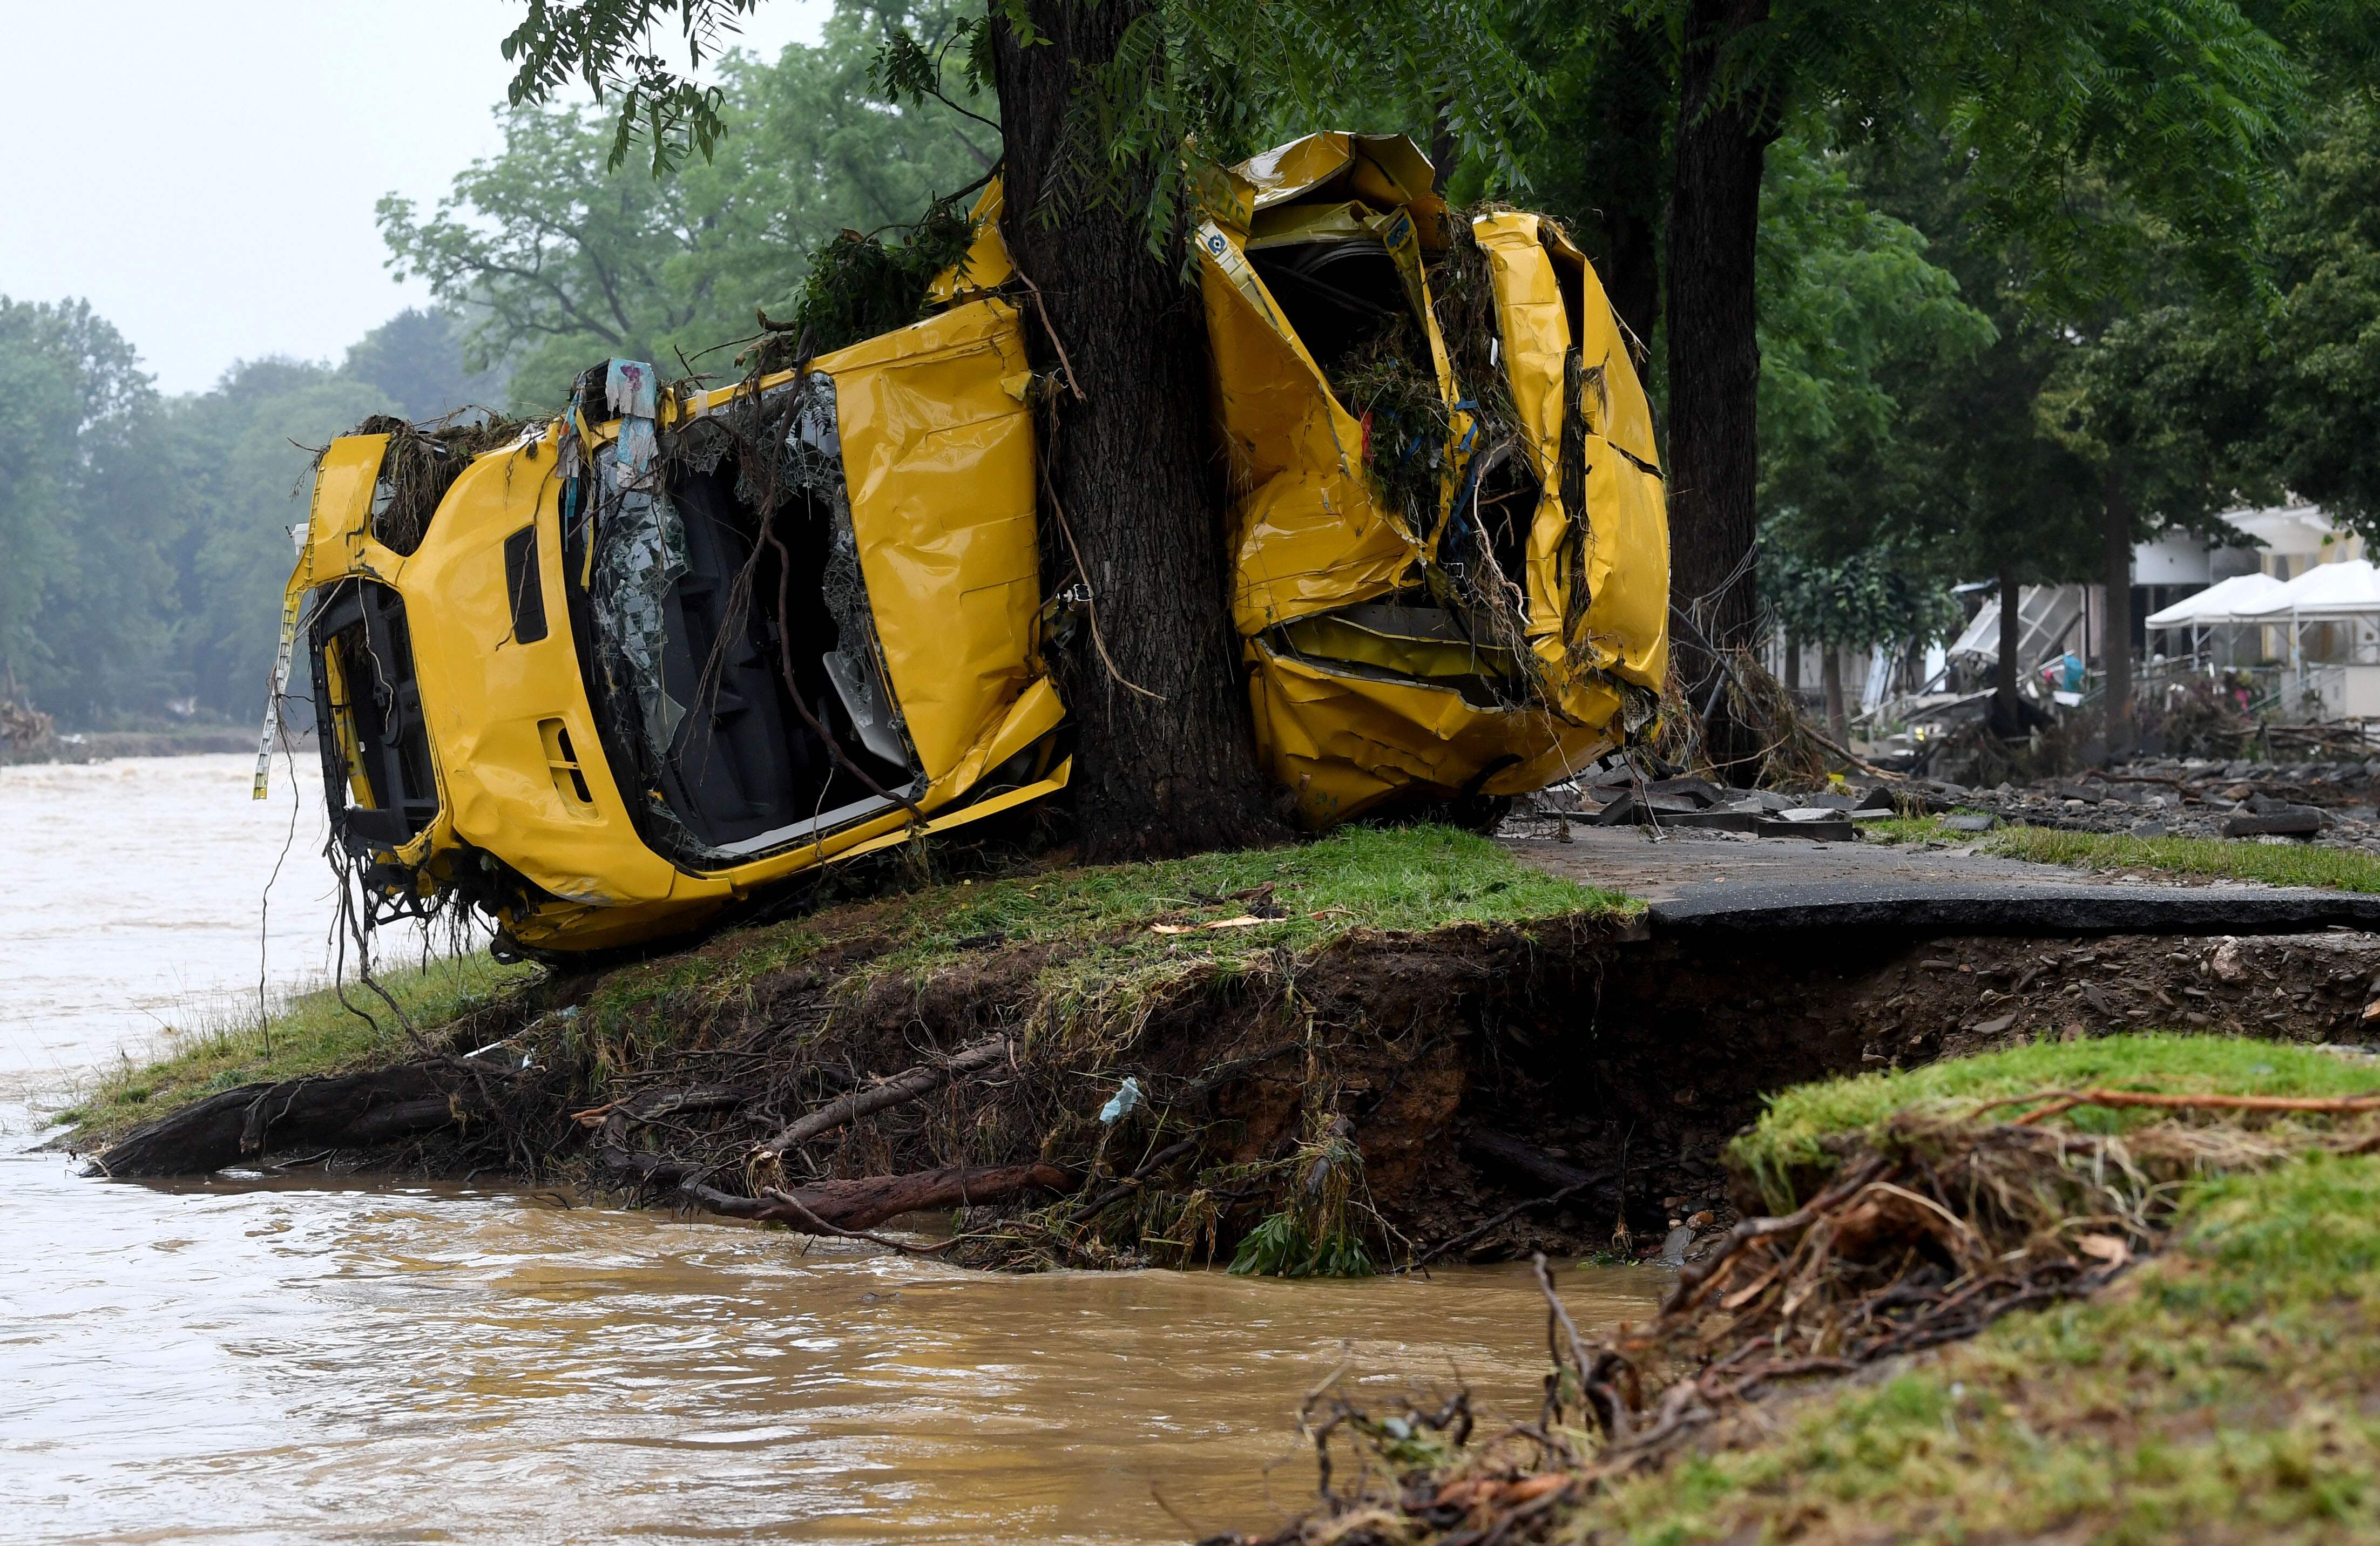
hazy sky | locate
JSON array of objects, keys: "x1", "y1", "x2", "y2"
[{"x1": 0, "y1": 1, "x2": 832, "y2": 396}]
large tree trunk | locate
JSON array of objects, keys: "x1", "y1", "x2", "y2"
[
  {"x1": 2101, "y1": 463, "x2": 2135, "y2": 760},
  {"x1": 990, "y1": 1, "x2": 1283, "y2": 860},
  {"x1": 1996, "y1": 568, "x2": 2023, "y2": 731},
  {"x1": 1591, "y1": 20, "x2": 1671, "y2": 368},
  {"x1": 1667, "y1": 0, "x2": 1779, "y2": 781}
]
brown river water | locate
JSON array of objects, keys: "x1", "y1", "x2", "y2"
[{"x1": 2, "y1": 756, "x2": 1667, "y2": 1545}]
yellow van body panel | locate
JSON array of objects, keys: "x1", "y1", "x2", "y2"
[
  {"x1": 298, "y1": 297, "x2": 1060, "y2": 954},
  {"x1": 826, "y1": 297, "x2": 1042, "y2": 786},
  {"x1": 1199, "y1": 137, "x2": 1669, "y2": 826}
]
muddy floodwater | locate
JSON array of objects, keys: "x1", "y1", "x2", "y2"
[
  {"x1": 1, "y1": 752, "x2": 340, "y2": 1079},
  {"x1": 2, "y1": 756, "x2": 1667, "y2": 1544}
]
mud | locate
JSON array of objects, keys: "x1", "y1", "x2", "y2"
[{"x1": 91, "y1": 917, "x2": 2380, "y2": 1275}]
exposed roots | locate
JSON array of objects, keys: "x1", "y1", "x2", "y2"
[{"x1": 1236, "y1": 1103, "x2": 2380, "y2": 1545}]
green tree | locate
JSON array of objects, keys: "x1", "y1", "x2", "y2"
[
  {"x1": 0, "y1": 299, "x2": 182, "y2": 724},
  {"x1": 387, "y1": 3, "x2": 997, "y2": 409},
  {"x1": 343, "y1": 308, "x2": 510, "y2": 421},
  {"x1": 1762, "y1": 531, "x2": 1961, "y2": 738},
  {"x1": 1500, "y1": 0, "x2": 2310, "y2": 771},
  {"x1": 168, "y1": 360, "x2": 394, "y2": 720}
]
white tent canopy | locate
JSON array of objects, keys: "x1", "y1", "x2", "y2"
[
  {"x1": 2144, "y1": 572, "x2": 2289, "y2": 628},
  {"x1": 2234, "y1": 559, "x2": 2380, "y2": 620}
]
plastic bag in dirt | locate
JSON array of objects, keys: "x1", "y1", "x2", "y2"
[{"x1": 1099, "y1": 1077, "x2": 1144, "y2": 1125}]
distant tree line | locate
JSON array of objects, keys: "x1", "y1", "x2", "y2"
[{"x1": 0, "y1": 303, "x2": 496, "y2": 728}]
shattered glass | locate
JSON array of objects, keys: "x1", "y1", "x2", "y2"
[
  {"x1": 589, "y1": 361, "x2": 689, "y2": 767},
  {"x1": 775, "y1": 374, "x2": 915, "y2": 769}
]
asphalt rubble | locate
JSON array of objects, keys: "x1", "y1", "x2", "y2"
[{"x1": 1519, "y1": 749, "x2": 2380, "y2": 852}]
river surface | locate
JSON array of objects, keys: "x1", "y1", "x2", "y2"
[
  {"x1": 2, "y1": 755, "x2": 1666, "y2": 1545},
  {"x1": 1, "y1": 752, "x2": 340, "y2": 1081}
]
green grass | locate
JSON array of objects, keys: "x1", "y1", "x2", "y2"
[
  {"x1": 61, "y1": 953, "x2": 537, "y2": 1144},
  {"x1": 1730, "y1": 1034, "x2": 2380, "y2": 1211},
  {"x1": 1874, "y1": 812, "x2": 2380, "y2": 892},
  {"x1": 581, "y1": 823, "x2": 1637, "y2": 1058},
  {"x1": 1574, "y1": 1150, "x2": 2380, "y2": 1544}
]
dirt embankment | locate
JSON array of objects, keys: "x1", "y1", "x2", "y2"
[{"x1": 88, "y1": 910, "x2": 2380, "y2": 1272}]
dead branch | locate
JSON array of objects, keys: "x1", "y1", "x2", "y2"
[
  {"x1": 689, "y1": 1161, "x2": 1071, "y2": 1232},
  {"x1": 1971, "y1": 1087, "x2": 2380, "y2": 1126},
  {"x1": 754, "y1": 1036, "x2": 1012, "y2": 1158}
]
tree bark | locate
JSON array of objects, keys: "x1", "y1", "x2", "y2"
[
  {"x1": 991, "y1": 2, "x2": 1284, "y2": 860},
  {"x1": 1996, "y1": 568, "x2": 2023, "y2": 730},
  {"x1": 93, "y1": 1063, "x2": 472, "y2": 1177},
  {"x1": 1591, "y1": 19, "x2": 1671, "y2": 368},
  {"x1": 2102, "y1": 463, "x2": 2135, "y2": 760},
  {"x1": 1667, "y1": 0, "x2": 1780, "y2": 779},
  {"x1": 1783, "y1": 633, "x2": 1801, "y2": 695},
  {"x1": 1821, "y1": 645, "x2": 1847, "y2": 745}
]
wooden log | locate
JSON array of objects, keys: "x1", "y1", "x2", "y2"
[
  {"x1": 94, "y1": 1063, "x2": 468, "y2": 1177},
  {"x1": 687, "y1": 1161, "x2": 1071, "y2": 1232}
]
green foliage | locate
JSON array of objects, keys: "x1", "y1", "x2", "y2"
[
  {"x1": 577, "y1": 822, "x2": 1634, "y2": 1065},
  {"x1": 1226, "y1": 1108, "x2": 1378, "y2": 1278},
  {"x1": 0, "y1": 299, "x2": 174, "y2": 722},
  {"x1": 1760, "y1": 526, "x2": 1963, "y2": 651},
  {"x1": 777, "y1": 200, "x2": 979, "y2": 356},
  {"x1": 1637, "y1": 0, "x2": 2309, "y2": 316},
  {"x1": 497, "y1": 0, "x2": 768, "y2": 173},
  {"x1": 391, "y1": 2, "x2": 997, "y2": 408},
  {"x1": 1578, "y1": 1108, "x2": 2380, "y2": 1542},
  {"x1": 1977, "y1": 822, "x2": 2380, "y2": 894},
  {"x1": 342, "y1": 308, "x2": 510, "y2": 422},
  {"x1": 0, "y1": 296, "x2": 504, "y2": 726},
  {"x1": 2266, "y1": 92, "x2": 2380, "y2": 530},
  {"x1": 1756, "y1": 135, "x2": 1995, "y2": 478},
  {"x1": 495, "y1": 0, "x2": 1541, "y2": 267},
  {"x1": 1228, "y1": 1212, "x2": 1376, "y2": 1278}
]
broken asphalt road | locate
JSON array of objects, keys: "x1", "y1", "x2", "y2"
[{"x1": 1506, "y1": 826, "x2": 2380, "y2": 939}]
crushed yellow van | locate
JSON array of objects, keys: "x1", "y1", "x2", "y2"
[{"x1": 265, "y1": 133, "x2": 1665, "y2": 958}]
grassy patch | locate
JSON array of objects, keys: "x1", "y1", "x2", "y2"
[
  {"x1": 61, "y1": 954, "x2": 536, "y2": 1144},
  {"x1": 1872, "y1": 812, "x2": 2380, "y2": 892},
  {"x1": 1577, "y1": 1150, "x2": 2380, "y2": 1544},
  {"x1": 1865, "y1": 813, "x2": 1960, "y2": 845},
  {"x1": 1987, "y1": 823, "x2": 2380, "y2": 892},
  {"x1": 581, "y1": 823, "x2": 1635, "y2": 1057},
  {"x1": 1732, "y1": 1034, "x2": 2380, "y2": 1210}
]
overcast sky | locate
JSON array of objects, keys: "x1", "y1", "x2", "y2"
[{"x1": 0, "y1": 0, "x2": 832, "y2": 396}]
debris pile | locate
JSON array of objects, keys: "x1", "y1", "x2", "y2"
[
  {"x1": 1235, "y1": 1084, "x2": 2380, "y2": 1546},
  {"x1": 1955, "y1": 755, "x2": 2380, "y2": 846},
  {"x1": 350, "y1": 413, "x2": 529, "y2": 555},
  {"x1": 1, "y1": 694, "x2": 56, "y2": 759}
]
